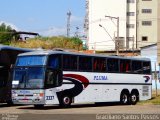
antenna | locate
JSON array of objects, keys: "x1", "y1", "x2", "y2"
[{"x1": 67, "y1": 11, "x2": 71, "y2": 37}]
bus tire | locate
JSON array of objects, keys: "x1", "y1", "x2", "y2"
[
  {"x1": 34, "y1": 104, "x2": 44, "y2": 108},
  {"x1": 120, "y1": 91, "x2": 130, "y2": 105},
  {"x1": 59, "y1": 95, "x2": 72, "y2": 108},
  {"x1": 130, "y1": 91, "x2": 139, "y2": 105},
  {"x1": 7, "y1": 100, "x2": 13, "y2": 106}
]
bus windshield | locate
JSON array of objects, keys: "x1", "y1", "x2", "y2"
[
  {"x1": 16, "y1": 55, "x2": 46, "y2": 66},
  {"x1": 12, "y1": 67, "x2": 45, "y2": 89}
]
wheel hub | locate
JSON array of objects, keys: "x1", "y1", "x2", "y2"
[
  {"x1": 132, "y1": 95, "x2": 137, "y2": 102},
  {"x1": 63, "y1": 97, "x2": 70, "y2": 104}
]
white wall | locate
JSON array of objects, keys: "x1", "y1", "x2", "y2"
[{"x1": 88, "y1": 0, "x2": 127, "y2": 51}]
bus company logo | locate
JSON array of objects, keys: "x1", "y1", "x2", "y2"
[
  {"x1": 143, "y1": 76, "x2": 150, "y2": 83},
  {"x1": 19, "y1": 90, "x2": 30, "y2": 94},
  {"x1": 94, "y1": 76, "x2": 108, "y2": 81}
]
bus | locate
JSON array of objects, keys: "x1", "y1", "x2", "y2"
[
  {"x1": 11, "y1": 50, "x2": 151, "y2": 108},
  {"x1": 0, "y1": 45, "x2": 32, "y2": 104}
]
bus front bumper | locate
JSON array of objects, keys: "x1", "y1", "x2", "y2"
[{"x1": 12, "y1": 90, "x2": 45, "y2": 105}]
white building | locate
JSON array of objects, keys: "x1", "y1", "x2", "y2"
[
  {"x1": 140, "y1": 44, "x2": 160, "y2": 89},
  {"x1": 85, "y1": 0, "x2": 160, "y2": 51}
]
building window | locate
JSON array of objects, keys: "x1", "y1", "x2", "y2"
[
  {"x1": 127, "y1": 37, "x2": 134, "y2": 41},
  {"x1": 142, "y1": 36, "x2": 148, "y2": 41},
  {"x1": 127, "y1": 12, "x2": 135, "y2": 16},
  {"x1": 142, "y1": 21, "x2": 152, "y2": 26},
  {"x1": 127, "y1": 0, "x2": 135, "y2": 3},
  {"x1": 142, "y1": 9, "x2": 152, "y2": 13},
  {"x1": 127, "y1": 24, "x2": 135, "y2": 28}
]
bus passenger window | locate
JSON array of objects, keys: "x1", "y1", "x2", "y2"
[
  {"x1": 132, "y1": 61, "x2": 143, "y2": 74},
  {"x1": 143, "y1": 62, "x2": 151, "y2": 74},
  {"x1": 107, "y1": 58, "x2": 119, "y2": 72},
  {"x1": 79, "y1": 56, "x2": 92, "y2": 71},
  {"x1": 48, "y1": 55, "x2": 61, "y2": 69},
  {"x1": 120, "y1": 60, "x2": 131, "y2": 73},
  {"x1": 63, "y1": 55, "x2": 77, "y2": 71},
  {"x1": 93, "y1": 58, "x2": 106, "y2": 72}
]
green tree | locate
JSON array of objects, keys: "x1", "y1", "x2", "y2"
[{"x1": 0, "y1": 23, "x2": 14, "y2": 45}]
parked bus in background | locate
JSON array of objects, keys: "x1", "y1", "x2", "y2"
[
  {"x1": 12, "y1": 51, "x2": 151, "y2": 108},
  {"x1": 0, "y1": 45, "x2": 32, "y2": 104}
]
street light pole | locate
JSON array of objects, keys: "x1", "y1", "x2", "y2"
[{"x1": 105, "y1": 16, "x2": 119, "y2": 55}]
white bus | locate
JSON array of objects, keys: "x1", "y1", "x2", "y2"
[{"x1": 12, "y1": 51, "x2": 151, "y2": 108}]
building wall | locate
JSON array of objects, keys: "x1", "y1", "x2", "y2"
[
  {"x1": 88, "y1": 0, "x2": 127, "y2": 51},
  {"x1": 86, "y1": 0, "x2": 160, "y2": 51},
  {"x1": 141, "y1": 45, "x2": 157, "y2": 56},
  {"x1": 157, "y1": 0, "x2": 160, "y2": 65},
  {"x1": 126, "y1": 0, "x2": 137, "y2": 49},
  {"x1": 137, "y1": 0, "x2": 158, "y2": 48}
]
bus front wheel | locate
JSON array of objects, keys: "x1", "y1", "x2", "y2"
[{"x1": 59, "y1": 95, "x2": 72, "y2": 108}]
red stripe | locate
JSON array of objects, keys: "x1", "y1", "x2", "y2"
[{"x1": 64, "y1": 74, "x2": 89, "y2": 88}]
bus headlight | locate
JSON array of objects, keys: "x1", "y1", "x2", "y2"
[
  {"x1": 33, "y1": 93, "x2": 44, "y2": 97},
  {"x1": 33, "y1": 93, "x2": 39, "y2": 96},
  {"x1": 12, "y1": 93, "x2": 18, "y2": 97}
]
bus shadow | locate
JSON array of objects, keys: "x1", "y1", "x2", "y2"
[
  {"x1": 0, "y1": 104, "x2": 25, "y2": 108},
  {"x1": 17, "y1": 102, "x2": 123, "y2": 110}
]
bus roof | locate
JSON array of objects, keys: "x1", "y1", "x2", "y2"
[
  {"x1": 17, "y1": 50, "x2": 151, "y2": 61},
  {"x1": 0, "y1": 45, "x2": 32, "y2": 52}
]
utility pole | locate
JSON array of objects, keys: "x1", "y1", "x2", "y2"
[
  {"x1": 105, "y1": 16, "x2": 119, "y2": 55},
  {"x1": 75, "y1": 27, "x2": 79, "y2": 37},
  {"x1": 67, "y1": 11, "x2": 71, "y2": 37},
  {"x1": 155, "y1": 62, "x2": 158, "y2": 97}
]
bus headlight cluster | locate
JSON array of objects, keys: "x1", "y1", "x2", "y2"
[
  {"x1": 33, "y1": 93, "x2": 39, "y2": 96},
  {"x1": 12, "y1": 93, "x2": 18, "y2": 97},
  {"x1": 33, "y1": 93, "x2": 44, "y2": 97}
]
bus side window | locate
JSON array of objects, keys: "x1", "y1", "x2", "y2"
[
  {"x1": 63, "y1": 55, "x2": 77, "y2": 71},
  {"x1": 46, "y1": 70, "x2": 62, "y2": 88},
  {"x1": 120, "y1": 60, "x2": 131, "y2": 73},
  {"x1": 93, "y1": 58, "x2": 106, "y2": 72},
  {"x1": 79, "y1": 56, "x2": 92, "y2": 72},
  {"x1": 132, "y1": 61, "x2": 143, "y2": 74},
  {"x1": 143, "y1": 61, "x2": 151, "y2": 74},
  {"x1": 107, "y1": 58, "x2": 119, "y2": 73},
  {"x1": 48, "y1": 55, "x2": 61, "y2": 69}
]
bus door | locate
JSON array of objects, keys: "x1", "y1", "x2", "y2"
[
  {"x1": 45, "y1": 69, "x2": 62, "y2": 104},
  {"x1": 45, "y1": 55, "x2": 62, "y2": 104}
]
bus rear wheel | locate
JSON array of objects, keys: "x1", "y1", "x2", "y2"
[
  {"x1": 120, "y1": 91, "x2": 130, "y2": 105},
  {"x1": 7, "y1": 100, "x2": 13, "y2": 106},
  {"x1": 130, "y1": 92, "x2": 139, "y2": 105},
  {"x1": 59, "y1": 95, "x2": 72, "y2": 108}
]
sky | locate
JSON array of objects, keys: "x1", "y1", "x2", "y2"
[{"x1": 0, "y1": 0, "x2": 85, "y2": 36}]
